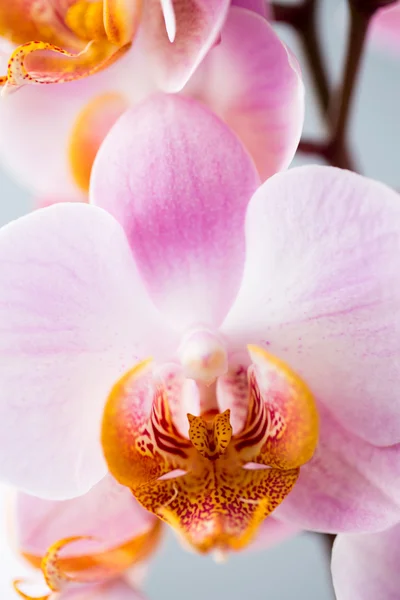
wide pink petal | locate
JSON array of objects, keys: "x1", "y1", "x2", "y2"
[
  {"x1": 222, "y1": 166, "x2": 400, "y2": 446},
  {"x1": 91, "y1": 94, "x2": 260, "y2": 333},
  {"x1": 0, "y1": 203, "x2": 177, "y2": 499},
  {"x1": 16, "y1": 475, "x2": 154, "y2": 556},
  {"x1": 185, "y1": 8, "x2": 304, "y2": 181},
  {"x1": 371, "y1": 3, "x2": 400, "y2": 54},
  {"x1": 275, "y1": 402, "x2": 400, "y2": 533},
  {"x1": 141, "y1": 0, "x2": 230, "y2": 92},
  {"x1": 332, "y1": 525, "x2": 400, "y2": 600}
]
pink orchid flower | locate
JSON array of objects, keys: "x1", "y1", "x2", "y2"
[
  {"x1": 332, "y1": 524, "x2": 400, "y2": 600},
  {"x1": 371, "y1": 2, "x2": 400, "y2": 54},
  {"x1": 0, "y1": 93, "x2": 400, "y2": 576},
  {"x1": 0, "y1": 5, "x2": 303, "y2": 201},
  {"x1": 0, "y1": 477, "x2": 159, "y2": 600},
  {"x1": 0, "y1": 0, "x2": 231, "y2": 93}
]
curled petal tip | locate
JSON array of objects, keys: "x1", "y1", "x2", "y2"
[
  {"x1": 1, "y1": 81, "x2": 18, "y2": 97},
  {"x1": 13, "y1": 579, "x2": 49, "y2": 600},
  {"x1": 161, "y1": 0, "x2": 177, "y2": 42}
]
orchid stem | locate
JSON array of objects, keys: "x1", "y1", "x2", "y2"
[
  {"x1": 325, "y1": 2, "x2": 373, "y2": 169},
  {"x1": 272, "y1": 0, "x2": 330, "y2": 113}
]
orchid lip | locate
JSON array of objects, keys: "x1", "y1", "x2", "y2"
[{"x1": 101, "y1": 342, "x2": 319, "y2": 553}]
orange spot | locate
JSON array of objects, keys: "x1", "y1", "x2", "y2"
[
  {"x1": 68, "y1": 92, "x2": 129, "y2": 192},
  {"x1": 101, "y1": 348, "x2": 318, "y2": 553}
]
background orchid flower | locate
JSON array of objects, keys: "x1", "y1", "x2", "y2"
[
  {"x1": 0, "y1": 477, "x2": 159, "y2": 600},
  {"x1": 0, "y1": 94, "x2": 399, "y2": 567},
  {"x1": 0, "y1": 0, "x2": 230, "y2": 92},
  {"x1": 0, "y1": 6, "x2": 303, "y2": 200},
  {"x1": 370, "y1": 1, "x2": 400, "y2": 54}
]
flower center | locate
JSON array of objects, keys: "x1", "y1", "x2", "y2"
[
  {"x1": 178, "y1": 329, "x2": 228, "y2": 385},
  {"x1": 101, "y1": 341, "x2": 319, "y2": 553}
]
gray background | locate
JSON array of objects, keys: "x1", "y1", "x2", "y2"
[{"x1": 0, "y1": 1, "x2": 398, "y2": 598}]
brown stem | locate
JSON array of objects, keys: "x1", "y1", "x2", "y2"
[
  {"x1": 272, "y1": 0, "x2": 330, "y2": 113},
  {"x1": 327, "y1": 5, "x2": 371, "y2": 158}
]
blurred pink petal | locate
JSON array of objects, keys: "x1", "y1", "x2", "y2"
[
  {"x1": 91, "y1": 94, "x2": 260, "y2": 332},
  {"x1": 332, "y1": 524, "x2": 400, "y2": 600},
  {"x1": 16, "y1": 475, "x2": 155, "y2": 556},
  {"x1": 59, "y1": 580, "x2": 147, "y2": 600},
  {"x1": 275, "y1": 402, "x2": 400, "y2": 532},
  {"x1": 231, "y1": 0, "x2": 270, "y2": 18},
  {"x1": 0, "y1": 203, "x2": 177, "y2": 498},
  {"x1": 141, "y1": 0, "x2": 230, "y2": 92},
  {"x1": 222, "y1": 166, "x2": 400, "y2": 446},
  {"x1": 0, "y1": 485, "x2": 148, "y2": 600},
  {"x1": 187, "y1": 8, "x2": 304, "y2": 180},
  {"x1": 0, "y1": 66, "x2": 132, "y2": 199},
  {"x1": 371, "y1": 2, "x2": 400, "y2": 54}
]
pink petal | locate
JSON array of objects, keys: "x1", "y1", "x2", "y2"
[
  {"x1": 141, "y1": 0, "x2": 230, "y2": 92},
  {"x1": 0, "y1": 71, "x2": 117, "y2": 198},
  {"x1": 371, "y1": 3, "x2": 400, "y2": 54},
  {"x1": 185, "y1": 8, "x2": 304, "y2": 180},
  {"x1": 58, "y1": 581, "x2": 147, "y2": 600},
  {"x1": 275, "y1": 401, "x2": 400, "y2": 532},
  {"x1": 332, "y1": 525, "x2": 400, "y2": 600},
  {"x1": 91, "y1": 94, "x2": 260, "y2": 333},
  {"x1": 222, "y1": 166, "x2": 400, "y2": 446},
  {"x1": 16, "y1": 475, "x2": 154, "y2": 556},
  {"x1": 0, "y1": 203, "x2": 177, "y2": 499},
  {"x1": 231, "y1": 0, "x2": 271, "y2": 19}
]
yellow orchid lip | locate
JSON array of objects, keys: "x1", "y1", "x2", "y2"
[
  {"x1": 0, "y1": 0, "x2": 142, "y2": 89},
  {"x1": 14, "y1": 519, "x2": 162, "y2": 600},
  {"x1": 101, "y1": 345, "x2": 319, "y2": 554}
]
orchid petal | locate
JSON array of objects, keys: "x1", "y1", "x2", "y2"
[
  {"x1": 186, "y1": 8, "x2": 304, "y2": 181},
  {"x1": 91, "y1": 94, "x2": 260, "y2": 332},
  {"x1": 16, "y1": 475, "x2": 155, "y2": 558},
  {"x1": 275, "y1": 402, "x2": 400, "y2": 532},
  {"x1": 222, "y1": 166, "x2": 400, "y2": 446},
  {"x1": 371, "y1": 3, "x2": 400, "y2": 54},
  {"x1": 61, "y1": 580, "x2": 147, "y2": 600},
  {"x1": 141, "y1": 0, "x2": 230, "y2": 92},
  {"x1": 0, "y1": 203, "x2": 177, "y2": 498},
  {"x1": 231, "y1": 0, "x2": 270, "y2": 18},
  {"x1": 331, "y1": 525, "x2": 400, "y2": 600},
  {"x1": 14, "y1": 580, "x2": 147, "y2": 600}
]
